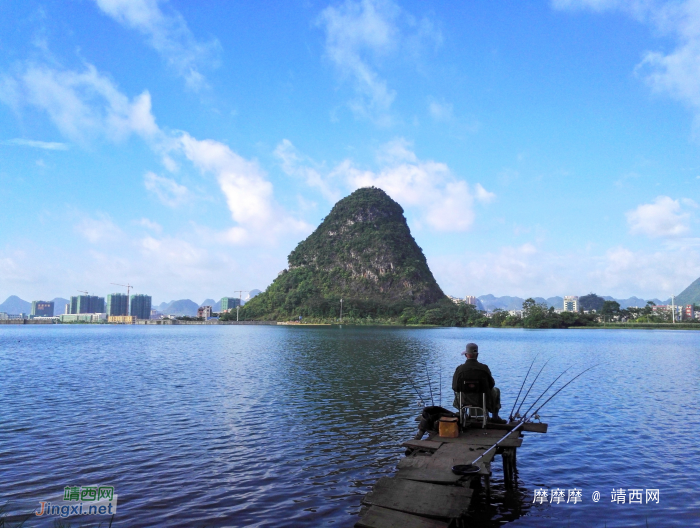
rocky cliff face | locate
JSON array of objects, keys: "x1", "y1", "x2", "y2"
[{"x1": 244, "y1": 187, "x2": 446, "y2": 319}]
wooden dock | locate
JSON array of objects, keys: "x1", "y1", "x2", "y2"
[{"x1": 355, "y1": 421, "x2": 547, "y2": 528}]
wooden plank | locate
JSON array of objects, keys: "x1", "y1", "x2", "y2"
[
  {"x1": 361, "y1": 477, "x2": 472, "y2": 519},
  {"x1": 433, "y1": 436, "x2": 522, "y2": 448},
  {"x1": 396, "y1": 456, "x2": 463, "y2": 483},
  {"x1": 432, "y1": 443, "x2": 496, "y2": 476},
  {"x1": 355, "y1": 505, "x2": 449, "y2": 528},
  {"x1": 402, "y1": 439, "x2": 444, "y2": 451},
  {"x1": 467, "y1": 422, "x2": 547, "y2": 433}
]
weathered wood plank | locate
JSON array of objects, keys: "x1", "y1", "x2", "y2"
[
  {"x1": 396, "y1": 456, "x2": 463, "y2": 483},
  {"x1": 434, "y1": 436, "x2": 522, "y2": 448},
  {"x1": 469, "y1": 422, "x2": 547, "y2": 433},
  {"x1": 361, "y1": 477, "x2": 472, "y2": 519},
  {"x1": 431, "y1": 442, "x2": 496, "y2": 476},
  {"x1": 402, "y1": 439, "x2": 444, "y2": 451},
  {"x1": 355, "y1": 505, "x2": 449, "y2": 528}
]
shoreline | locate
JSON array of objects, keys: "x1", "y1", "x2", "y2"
[{"x1": 2, "y1": 320, "x2": 700, "y2": 330}]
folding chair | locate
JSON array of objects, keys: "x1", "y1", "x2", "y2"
[{"x1": 457, "y1": 377, "x2": 488, "y2": 429}]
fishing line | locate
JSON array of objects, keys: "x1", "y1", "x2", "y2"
[
  {"x1": 513, "y1": 358, "x2": 550, "y2": 419},
  {"x1": 521, "y1": 366, "x2": 572, "y2": 419},
  {"x1": 526, "y1": 364, "x2": 600, "y2": 420},
  {"x1": 402, "y1": 368, "x2": 426, "y2": 407},
  {"x1": 424, "y1": 362, "x2": 435, "y2": 406},
  {"x1": 509, "y1": 354, "x2": 539, "y2": 421}
]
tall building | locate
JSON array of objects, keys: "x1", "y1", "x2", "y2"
[
  {"x1": 31, "y1": 301, "x2": 54, "y2": 317},
  {"x1": 684, "y1": 305, "x2": 695, "y2": 321},
  {"x1": 70, "y1": 295, "x2": 105, "y2": 314},
  {"x1": 130, "y1": 294, "x2": 152, "y2": 320},
  {"x1": 563, "y1": 296, "x2": 579, "y2": 312},
  {"x1": 464, "y1": 296, "x2": 478, "y2": 306},
  {"x1": 107, "y1": 293, "x2": 129, "y2": 316},
  {"x1": 220, "y1": 297, "x2": 241, "y2": 312}
]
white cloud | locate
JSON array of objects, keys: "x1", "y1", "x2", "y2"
[
  {"x1": 93, "y1": 0, "x2": 220, "y2": 91},
  {"x1": 0, "y1": 56, "x2": 309, "y2": 247},
  {"x1": 316, "y1": 0, "x2": 439, "y2": 124},
  {"x1": 336, "y1": 139, "x2": 494, "y2": 231},
  {"x1": 591, "y1": 245, "x2": 700, "y2": 296},
  {"x1": 75, "y1": 213, "x2": 124, "y2": 243},
  {"x1": 2, "y1": 138, "x2": 69, "y2": 150},
  {"x1": 273, "y1": 138, "x2": 494, "y2": 232},
  {"x1": 144, "y1": 171, "x2": 190, "y2": 207},
  {"x1": 0, "y1": 63, "x2": 159, "y2": 144},
  {"x1": 178, "y1": 133, "x2": 311, "y2": 244},
  {"x1": 432, "y1": 241, "x2": 700, "y2": 299},
  {"x1": 626, "y1": 195, "x2": 692, "y2": 238}
]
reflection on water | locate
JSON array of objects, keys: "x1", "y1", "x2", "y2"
[{"x1": 0, "y1": 326, "x2": 698, "y2": 527}]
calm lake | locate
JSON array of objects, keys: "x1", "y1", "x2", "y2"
[{"x1": 1, "y1": 325, "x2": 698, "y2": 527}]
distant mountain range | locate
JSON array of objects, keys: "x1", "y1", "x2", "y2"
[
  {"x1": 476, "y1": 294, "x2": 671, "y2": 312},
  {"x1": 0, "y1": 292, "x2": 263, "y2": 317},
  {"x1": 0, "y1": 296, "x2": 69, "y2": 316},
  {"x1": 154, "y1": 290, "x2": 262, "y2": 316},
  {"x1": 0, "y1": 288, "x2": 673, "y2": 317}
]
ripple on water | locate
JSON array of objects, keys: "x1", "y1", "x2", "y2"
[{"x1": 1, "y1": 325, "x2": 698, "y2": 527}]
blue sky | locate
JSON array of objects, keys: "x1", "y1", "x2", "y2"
[{"x1": 1, "y1": 0, "x2": 699, "y2": 303}]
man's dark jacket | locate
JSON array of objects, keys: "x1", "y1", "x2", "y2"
[{"x1": 452, "y1": 358, "x2": 494, "y2": 408}]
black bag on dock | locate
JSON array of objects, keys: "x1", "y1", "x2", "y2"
[{"x1": 419, "y1": 406, "x2": 457, "y2": 433}]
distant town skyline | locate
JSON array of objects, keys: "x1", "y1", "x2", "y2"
[{"x1": 2, "y1": 1, "x2": 699, "y2": 301}]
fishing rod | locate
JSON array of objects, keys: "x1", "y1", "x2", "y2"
[
  {"x1": 520, "y1": 366, "x2": 572, "y2": 420},
  {"x1": 525, "y1": 364, "x2": 600, "y2": 420},
  {"x1": 513, "y1": 358, "x2": 550, "y2": 419},
  {"x1": 508, "y1": 354, "x2": 539, "y2": 422},
  {"x1": 424, "y1": 362, "x2": 435, "y2": 406},
  {"x1": 454, "y1": 364, "x2": 598, "y2": 477},
  {"x1": 438, "y1": 366, "x2": 442, "y2": 407},
  {"x1": 402, "y1": 368, "x2": 427, "y2": 407}
]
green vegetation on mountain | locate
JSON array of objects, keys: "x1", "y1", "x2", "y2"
[
  {"x1": 242, "y1": 187, "x2": 450, "y2": 322},
  {"x1": 676, "y1": 276, "x2": 700, "y2": 305},
  {"x1": 579, "y1": 293, "x2": 605, "y2": 312}
]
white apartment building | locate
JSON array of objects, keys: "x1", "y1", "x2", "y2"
[{"x1": 563, "y1": 296, "x2": 579, "y2": 312}]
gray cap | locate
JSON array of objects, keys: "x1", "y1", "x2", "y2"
[{"x1": 461, "y1": 343, "x2": 478, "y2": 356}]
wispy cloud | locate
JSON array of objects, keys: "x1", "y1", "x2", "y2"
[
  {"x1": 0, "y1": 63, "x2": 159, "y2": 145},
  {"x1": 2, "y1": 138, "x2": 69, "y2": 150},
  {"x1": 275, "y1": 139, "x2": 341, "y2": 202},
  {"x1": 427, "y1": 98, "x2": 453, "y2": 122},
  {"x1": 92, "y1": 0, "x2": 220, "y2": 91},
  {"x1": 144, "y1": 172, "x2": 190, "y2": 207},
  {"x1": 135, "y1": 217, "x2": 163, "y2": 233},
  {"x1": 0, "y1": 55, "x2": 308, "y2": 246},
  {"x1": 316, "y1": 0, "x2": 440, "y2": 125},
  {"x1": 179, "y1": 133, "x2": 311, "y2": 244},
  {"x1": 553, "y1": 0, "x2": 700, "y2": 130},
  {"x1": 276, "y1": 137, "x2": 494, "y2": 232},
  {"x1": 75, "y1": 213, "x2": 124, "y2": 243}
]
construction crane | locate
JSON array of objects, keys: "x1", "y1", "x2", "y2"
[
  {"x1": 233, "y1": 290, "x2": 250, "y2": 322},
  {"x1": 77, "y1": 290, "x2": 89, "y2": 295},
  {"x1": 111, "y1": 283, "x2": 134, "y2": 316}
]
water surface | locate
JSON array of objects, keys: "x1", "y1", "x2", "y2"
[{"x1": 1, "y1": 326, "x2": 698, "y2": 527}]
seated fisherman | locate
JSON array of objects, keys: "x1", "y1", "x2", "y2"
[{"x1": 452, "y1": 343, "x2": 505, "y2": 424}]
